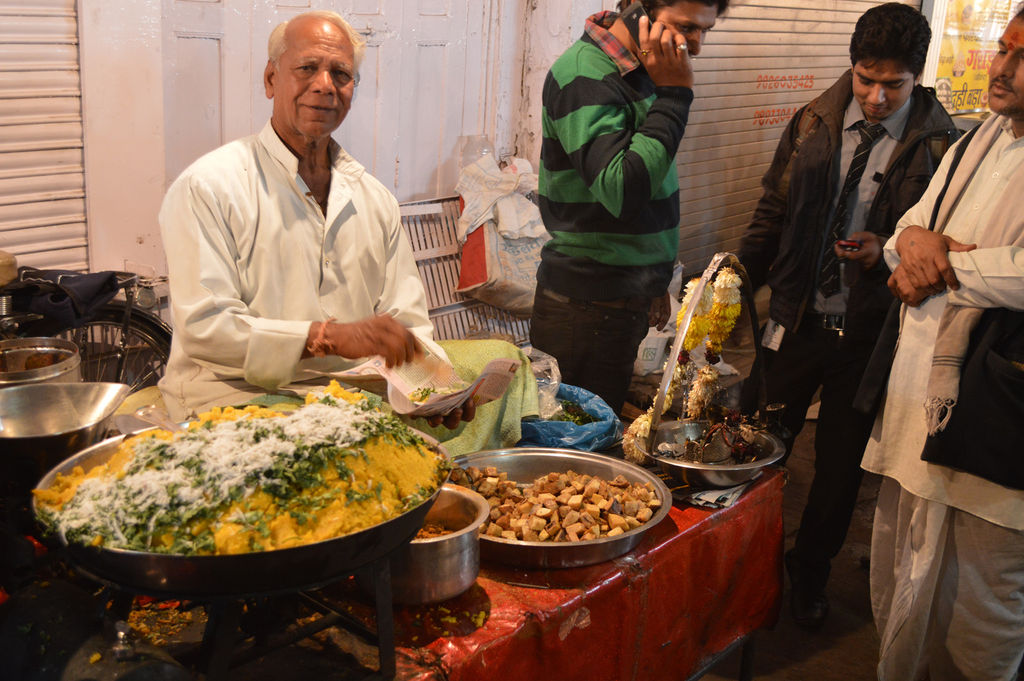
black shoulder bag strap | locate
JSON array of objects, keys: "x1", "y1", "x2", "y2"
[{"x1": 852, "y1": 123, "x2": 981, "y2": 415}]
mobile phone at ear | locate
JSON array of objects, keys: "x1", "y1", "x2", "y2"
[{"x1": 621, "y1": 1, "x2": 651, "y2": 48}]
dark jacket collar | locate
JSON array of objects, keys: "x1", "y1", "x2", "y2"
[{"x1": 809, "y1": 69, "x2": 955, "y2": 146}]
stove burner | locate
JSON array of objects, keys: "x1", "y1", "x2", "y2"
[{"x1": 163, "y1": 559, "x2": 397, "y2": 681}]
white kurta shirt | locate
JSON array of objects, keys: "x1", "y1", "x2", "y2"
[
  {"x1": 158, "y1": 122, "x2": 443, "y2": 420},
  {"x1": 862, "y1": 116, "x2": 1024, "y2": 531}
]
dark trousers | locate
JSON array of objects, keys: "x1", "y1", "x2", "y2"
[
  {"x1": 764, "y1": 318, "x2": 877, "y2": 593},
  {"x1": 529, "y1": 288, "x2": 651, "y2": 416}
]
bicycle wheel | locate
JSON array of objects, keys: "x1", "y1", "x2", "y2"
[{"x1": 56, "y1": 302, "x2": 172, "y2": 393}]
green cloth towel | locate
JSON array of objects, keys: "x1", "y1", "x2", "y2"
[{"x1": 404, "y1": 339, "x2": 539, "y2": 457}]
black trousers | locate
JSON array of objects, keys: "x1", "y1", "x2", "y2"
[
  {"x1": 764, "y1": 318, "x2": 877, "y2": 593},
  {"x1": 529, "y1": 289, "x2": 651, "y2": 416}
]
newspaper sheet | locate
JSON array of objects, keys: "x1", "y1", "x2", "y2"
[{"x1": 333, "y1": 350, "x2": 521, "y2": 417}]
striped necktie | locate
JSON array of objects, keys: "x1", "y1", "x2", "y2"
[{"x1": 818, "y1": 121, "x2": 887, "y2": 297}]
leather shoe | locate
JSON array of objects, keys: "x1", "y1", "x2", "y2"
[
  {"x1": 785, "y1": 550, "x2": 829, "y2": 629},
  {"x1": 790, "y1": 583, "x2": 829, "y2": 629}
]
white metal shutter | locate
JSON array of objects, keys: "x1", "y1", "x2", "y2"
[
  {"x1": 0, "y1": 0, "x2": 85, "y2": 271},
  {"x1": 676, "y1": 0, "x2": 921, "y2": 274}
]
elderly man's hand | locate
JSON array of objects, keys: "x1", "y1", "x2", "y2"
[
  {"x1": 424, "y1": 396, "x2": 477, "y2": 430},
  {"x1": 893, "y1": 225, "x2": 976, "y2": 295},
  {"x1": 306, "y1": 315, "x2": 422, "y2": 367}
]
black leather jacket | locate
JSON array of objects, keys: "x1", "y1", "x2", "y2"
[{"x1": 738, "y1": 71, "x2": 959, "y2": 343}]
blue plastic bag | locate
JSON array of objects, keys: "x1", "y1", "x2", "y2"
[{"x1": 517, "y1": 383, "x2": 623, "y2": 452}]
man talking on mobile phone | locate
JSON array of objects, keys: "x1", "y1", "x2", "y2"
[
  {"x1": 737, "y1": 4, "x2": 958, "y2": 630},
  {"x1": 529, "y1": 0, "x2": 728, "y2": 416}
]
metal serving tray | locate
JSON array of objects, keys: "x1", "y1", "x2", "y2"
[
  {"x1": 453, "y1": 448, "x2": 671, "y2": 569},
  {"x1": 643, "y1": 420, "x2": 785, "y2": 489}
]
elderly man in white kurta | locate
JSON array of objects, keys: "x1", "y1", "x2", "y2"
[
  {"x1": 158, "y1": 11, "x2": 471, "y2": 429},
  {"x1": 862, "y1": 11, "x2": 1024, "y2": 680}
]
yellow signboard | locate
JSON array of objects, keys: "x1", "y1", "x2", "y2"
[{"x1": 934, "y1": 0, "x2": 1014, "y2": 113}]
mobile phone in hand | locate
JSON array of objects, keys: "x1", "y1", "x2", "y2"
[
  {"x1": 836, "y1": 239, "x2": 862, "y2": 252},
  {"x1": 622, "y1": 1, "x2": 651, "y2": 48}
]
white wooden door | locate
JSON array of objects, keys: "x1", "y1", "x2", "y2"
[
  {"x1": 78, "y1": 0, "x2": 254, "y2": 275},
  {"x1": 162, "y1": 0, "x2": 253, "y2": 189},
  {"x1": 251, "y1": 0, "x2": 494, "y2": 201}
]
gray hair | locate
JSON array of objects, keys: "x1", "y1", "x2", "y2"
[{"x1": 267, "y1": 10, "x2": 366, "y2": 73}]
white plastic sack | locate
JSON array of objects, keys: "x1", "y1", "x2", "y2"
[
  {"x1": 455, "y1": 155, "x2": 545, "y2": 242},
  {"x1": 634, "y1": 264, "x2": 685, "y2": 375},
  {"x1": 455, "y1": 219, "x2": 549, "y2": 317}
]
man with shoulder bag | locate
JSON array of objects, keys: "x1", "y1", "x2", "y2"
[{"x1": 861, "y1": 6, "x2": 1024, "y2": 678}]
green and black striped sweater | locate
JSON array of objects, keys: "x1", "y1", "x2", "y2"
[{"x1": 537, "y1": 32, "x2": 693, "y2": 301}]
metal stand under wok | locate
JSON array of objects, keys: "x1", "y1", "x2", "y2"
[{"x1": 97, "y1": 559, "x2": 400, "y2": 681}]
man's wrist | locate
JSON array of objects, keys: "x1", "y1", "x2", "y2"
[
  {"x1": 653, "y1": 85, "x2": 694, "y2": 103},
  {"x1": 894, "y1": 226, "x2": 918, "y2": 256},
  {"x1": 306, "y1": 319, "x2": 336, "y2": 357}
]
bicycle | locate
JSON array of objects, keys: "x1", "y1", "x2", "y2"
[{"x1": 0, "y1": 270, "x2": 172, "y2": 393}]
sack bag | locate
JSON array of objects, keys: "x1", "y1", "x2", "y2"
[
  {"x1": 454, "y1": 155, "x2": 549, "y2": 317},
  {"x1": 632, "y1": 264, "x2": 684, "y2": 376},
  {"x1": 456, "y1": 220, "x2": 547, "y2": 317},
  {"x1": 920, "y1": 308, "x2": 1024, "y2": 489},
  {"x1": 517, "y1": 383, "x2": 623, "y2": 452}
]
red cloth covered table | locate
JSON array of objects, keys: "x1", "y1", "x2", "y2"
[{"x1": 384, "y1": 468, "x2": 785, "y2": 680}]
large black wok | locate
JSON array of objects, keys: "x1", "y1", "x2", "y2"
[{"x1": 33, "y1": 429, "x2": 446, "y2": 599}]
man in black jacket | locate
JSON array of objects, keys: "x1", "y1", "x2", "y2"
[{"x1": 738, "y1": 3, "x2": 958, "y2": 629}]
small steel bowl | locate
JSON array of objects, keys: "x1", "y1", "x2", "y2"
[
  {"x1": 386, "y1": 483, "x2": 489, "y2": 605},
  {"x1": 0, "y1": 337, "x2": 81, "y2": 387},
  {"x1": 644, "y1": 420, "x2": 785, "y2": 489}
]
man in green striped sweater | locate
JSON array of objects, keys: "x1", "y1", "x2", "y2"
[{"x1": 530, "y1": 0, "x2": 729, "y2": 416}]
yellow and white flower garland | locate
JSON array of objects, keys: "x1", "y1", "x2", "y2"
[
  {"x1": 705, "y1": 267, "x2": 743, "y2": 362},
  {"x1": 622, "y1": 267, "x2": 743, "y2": 463}
]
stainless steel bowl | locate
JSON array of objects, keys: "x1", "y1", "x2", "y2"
[
  {"x1": 383, "y1": 483, "x2": 489, "y2": 605},
  {"x1": 643, "y1": 420, "x2": 785, "y2": 489},
  {"x1": 0, "y1": 337, "x2": 81, "y2": 387},
  {"x1": 1, "y1": 381, "x2": 130, "y2": 499},
  {"x1": 454, "y1": 448, "x2": 671, "y2": 569}
]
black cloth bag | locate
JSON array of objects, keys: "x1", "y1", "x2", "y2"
[
  {"x1": 920, "y1": 308, "x2": 1024, "y2": 490},
  {"x1": 4, "y1": 267, "x2": 120, "y2": 328}
]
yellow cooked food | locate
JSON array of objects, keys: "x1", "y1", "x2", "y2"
[{"x1": 34, "y1": 382, "x2": 448, "y2": 555}]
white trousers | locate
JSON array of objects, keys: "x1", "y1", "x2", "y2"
[{"x1": 871, "y1": 477, "x2": 1024, "y2": 681}]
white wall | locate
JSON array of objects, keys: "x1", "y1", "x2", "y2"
[
  {"x1": 78, "y1": 0, "x2": 167, "y2": 276},
  {"x1": 78, "y1": 0, "x2": 518, "y2": 276},
  {"x1": 513, "y1": 0, "x2": 611, "y2": 166}
]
